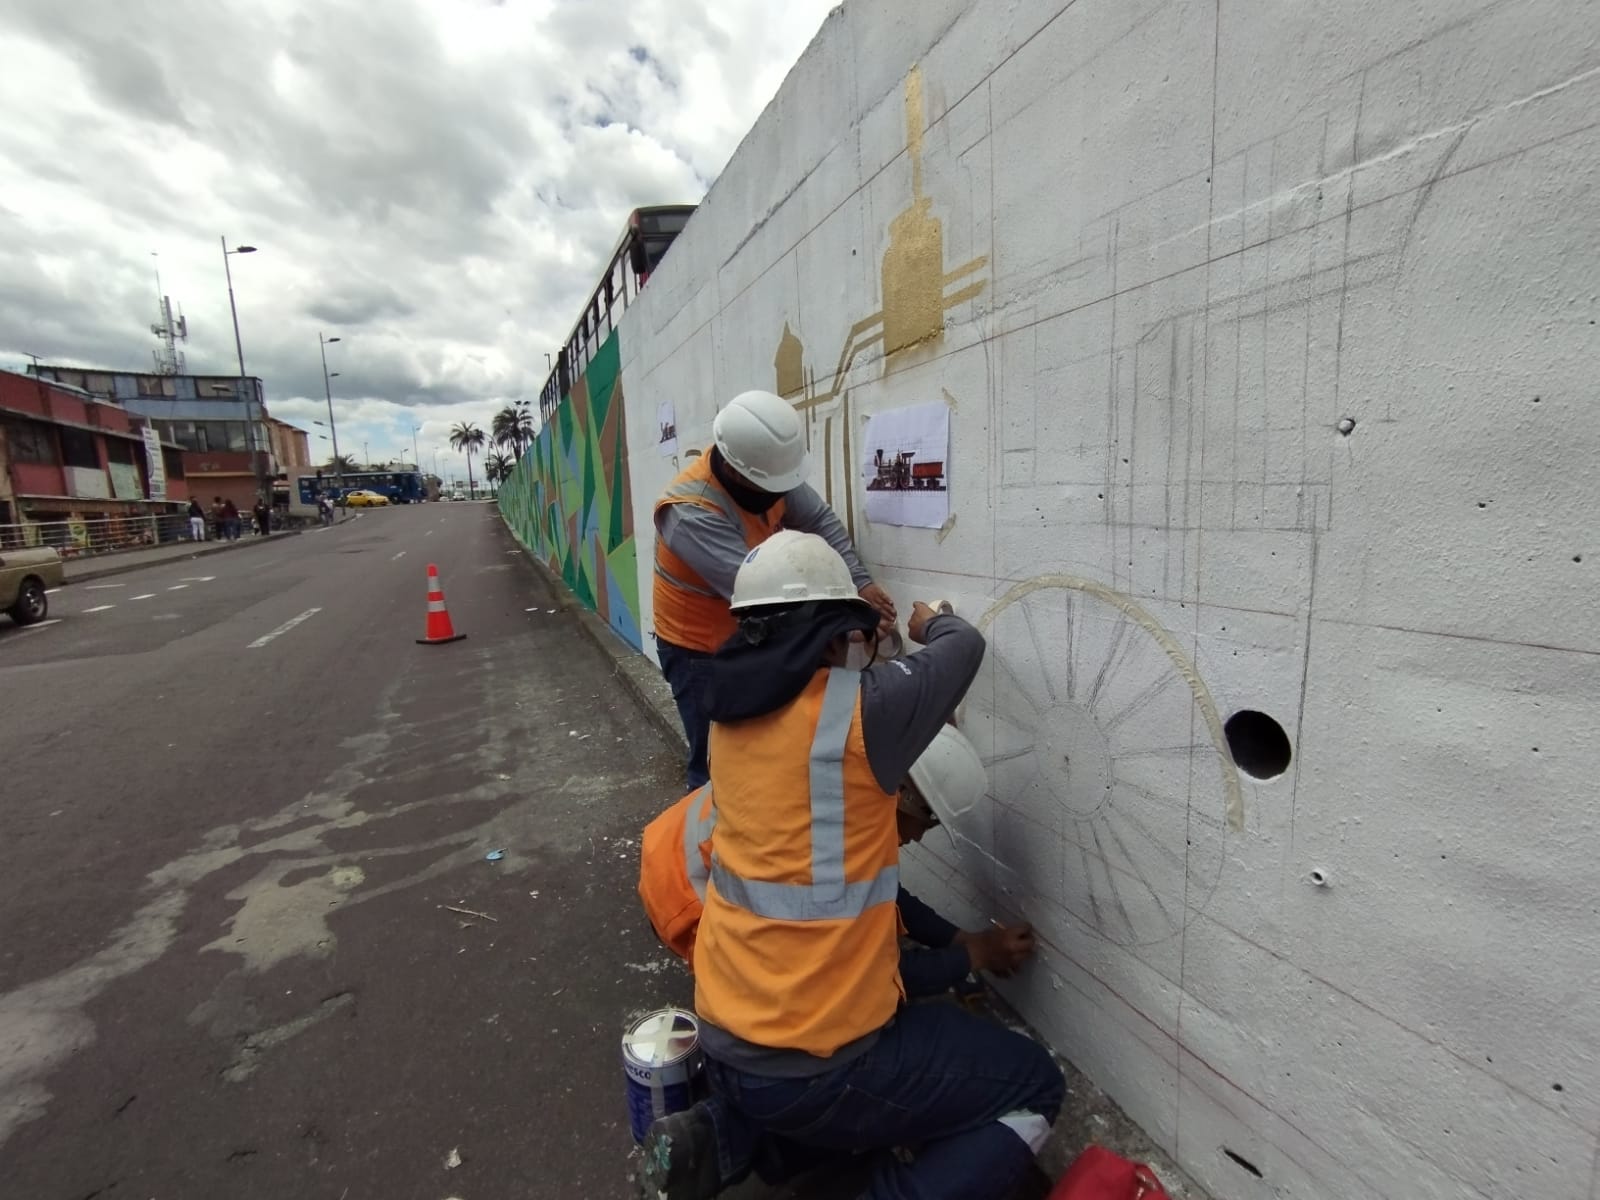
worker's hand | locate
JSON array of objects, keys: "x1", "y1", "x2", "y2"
[
  {"x1": 956, "y1": 923, "x2": 1036, "y2": 977},
  {"x1": 907, "y1": 601, "x2": 943, "y2": 645},
  {"x1": 858, "y1": 582, "x2": 897, "y2": 635}
]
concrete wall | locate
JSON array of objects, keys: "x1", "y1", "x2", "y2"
[{"x1": 610, "y1": 3, "x2": 1600, "y2": 1197}]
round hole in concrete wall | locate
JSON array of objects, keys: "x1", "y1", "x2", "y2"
[{"x1": 1224, "y1": 710, "x2": 1292, "y2": 780}]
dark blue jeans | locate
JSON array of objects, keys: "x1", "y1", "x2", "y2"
[
  {"x1": 706, "y1": 1003, "x2": 1064, "y2": 1200},
  {"x1": 656, "y1": 637, "x2": 712, "y2": 790}
]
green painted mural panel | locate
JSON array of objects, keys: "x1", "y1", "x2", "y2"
[{"x1": 495, "y1": 330, "x2": 641, "y2": 649}]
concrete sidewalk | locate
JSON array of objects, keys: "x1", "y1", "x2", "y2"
[
  {"x1": 501, "y1": 518, "x2": 1211, "y2": 1200},
  {"x1": 62, "y1": 529, "x2": 304, "y2": 584}
]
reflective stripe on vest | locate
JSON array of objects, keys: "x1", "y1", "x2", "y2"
[
  {"x1": 660, "y1": 473, "x2": 746, "y2": 526},
  {"x1": 710, "y1": 669, "x2": 897, "y2": 922},
  {"x1": 684, "y1": 785, "x2": 716, "y2": 902},
  {"x1": 653, "y1": 557, "x2": 720, "y2": 599}
]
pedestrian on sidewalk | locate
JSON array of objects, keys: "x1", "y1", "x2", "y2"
[
  {"x1": 652, "y1": 390, "x2": 896, "y2": 791},
  {"x1": 187, "y1": 498, "x2": 207, "y2": 541},
  {"x1": 318, "y1": 494, "x2": 334, "y2": 527},
  {"x1": 221, "y1": 498, "x2": 241, "y2": 541},
  {"x1": 209, "y1": 497, "x2": 225, "y2": 541},
  {"x1": 253, "y1": 498, "x2": 271, "y2": 536}
]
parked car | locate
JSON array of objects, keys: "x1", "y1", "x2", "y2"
[
  {"x1": 343, "y1": 489, "x2": 391, "y2": 508},
  {"x1": 1, "y1": 546, "x2": 64, "y2": 626}
]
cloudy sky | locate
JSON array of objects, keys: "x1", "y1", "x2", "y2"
[{"x1": 0, "y1": 0, "x2": 834, "y2": 483}]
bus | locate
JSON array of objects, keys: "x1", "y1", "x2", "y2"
[
  {"x1": 291, "y1": 469, "x2": 426, "y2": 515},
  {"x1": 538, "y1": 204, "x2": 697, "y2": 422}
]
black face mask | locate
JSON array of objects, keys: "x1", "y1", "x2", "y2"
[{"x1": 710, "y1": 448, "x2": 784, "y2": 514}]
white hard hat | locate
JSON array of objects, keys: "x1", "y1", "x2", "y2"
[
  {"x1": 908, "y1": 724, "x2": 987, "y2": 825},
  {"x1": 730, "y1": 530, "x2": 870, "y2": 612},
  {"x1": 713, "y1": 390, "x2": 808, "y2": 493}
]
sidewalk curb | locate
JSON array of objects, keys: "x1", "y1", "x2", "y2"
[
  {"x1": 64, "y1": 530, "x2": 304, "y2": 585},
  {"x1": 496, "y1": 515, "x2": 685, "y2": 754}
]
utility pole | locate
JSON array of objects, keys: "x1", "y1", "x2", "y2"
[
  {"x1": 319, "y1": 333, "x2": 344, "y2": 491},
  {"x1": 221, "y1": 237, "x2": 266, "y2": 498}
]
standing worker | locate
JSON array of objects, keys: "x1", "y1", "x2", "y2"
[
  {"x1": 652, "y1": 531, "x2": 1063, "y2": 1200},
  {"x1": 653, "y1": 390, "x2": 895, "y2": 789}
]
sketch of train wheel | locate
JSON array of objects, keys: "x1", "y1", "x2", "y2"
[{"x1": 959, "y1": 576, "x2": 1242, "y2": 948}]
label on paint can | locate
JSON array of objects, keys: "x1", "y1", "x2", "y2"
[{"x1": 622, "y1": 1007, "x2": 704, "y2": 1142}]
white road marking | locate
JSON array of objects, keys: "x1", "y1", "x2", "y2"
[
  {"x1": 83, "y1": 605, "x2": 116, "y2": 613},
  {"x1": 248, "y1": 607, "x2": 322, "y2": 649},
  {"x1": 86, "y1": 583, "x2": 124, "y2": 590},
  {"x1": 424, "y1": 530, "x2": 433, "y2": 537},
  {"x1": 20, "y1": 619, "x2": 61, "y2": 632},
  {"x1": 168, "y1": 584, "x2": 188, "y2": 591},
  {"x1": 130, "y1": 593, "x2": 157, "y2": 601},
  {"x1": 391, "y1": 550, "x2": 407, "y2": 561},
  {"x1": 180, "y1": 576, "x2": 216, "y2": 583},
  {"x1": 45, "y1": 588, "x2": 60, "y2": 594}
]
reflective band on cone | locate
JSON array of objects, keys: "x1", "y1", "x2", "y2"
[{"x1": 417, "y1": 563, "x2": 466, "y2": 645}]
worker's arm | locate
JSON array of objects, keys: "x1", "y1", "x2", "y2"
[
  {"x1": 859, "y1": 613, "x2": 986, "y2": 793},
  {"x1": 780, "y1": 484, "x2": 872, "y2": 588},
  {"x1": 654, "y1": 504, "x2": 747, "y2": 600},
  {"x1": 900, "y1": 944, "x2": 974, "y2": 998},
  {"x1": 899, "y1": 886, "x2": 959, "y2": 947}
]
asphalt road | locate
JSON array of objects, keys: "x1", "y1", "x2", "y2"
[{"x1": 0, "y1": 501, "x2": 697, "y2": 1199}]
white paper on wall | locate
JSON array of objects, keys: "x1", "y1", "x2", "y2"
[
  {"x1": 860, "y1": 401, "x2": 949, "y2": 529},
  {"x1": 656, "y1": 398, "x2": 678, "y2": 456}
]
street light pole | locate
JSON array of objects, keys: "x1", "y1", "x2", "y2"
[
  {"x1": 319, "y1": 333, "x2": 344, "y2": 490},
  {"x1": 221, "y1": 236, "x2": 265, "y2": 497},
  {"x1": 411, "y1": 425, "x2": 421, "y2": 471}
]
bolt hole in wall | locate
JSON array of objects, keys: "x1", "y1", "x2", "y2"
[
  {"x1": 1223, "y1": 1148, "x2": 1265, "y2": 1179},
  {"x1": 1223, "y1": 710, "x2": 1292, "y2": 780}
]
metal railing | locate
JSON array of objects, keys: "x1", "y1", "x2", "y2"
[{"x1": 0, "y1": 512, "x2": 233, "y2": 557}]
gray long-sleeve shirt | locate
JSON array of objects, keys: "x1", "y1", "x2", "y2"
[{"x1": 655, "y1": 482, "x2": 871, "y2": 598}]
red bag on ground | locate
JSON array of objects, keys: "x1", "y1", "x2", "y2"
[{"x1": 1049, "y1": 1146, "x2": 1171, "y2": 1200}]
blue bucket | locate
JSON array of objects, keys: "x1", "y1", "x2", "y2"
[{"x1": 623, "y1": 1007, "x2": 705, "y2": 1143}]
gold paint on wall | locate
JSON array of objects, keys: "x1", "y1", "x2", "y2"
[
  {"x1": 774, "y1": 322, "x2": 805, "y2": 400},
  {"x1": 770, "y1": 64, "x2": 989, "y2": 540}
]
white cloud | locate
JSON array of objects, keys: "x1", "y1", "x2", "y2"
[{"x1": 0, "y1": 0, "x2": 836, "y2": 480}]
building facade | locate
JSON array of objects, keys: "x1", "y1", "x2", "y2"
[
  {"x1": 28, "y1": 364, "x2": 307, "y2": 512},
  {"x1": 0, "y1": 369, "x2": 187, "y2": 530}
]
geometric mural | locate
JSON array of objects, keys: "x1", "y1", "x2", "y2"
[{"x1": 498, "y1": 329, "x2": 642, "y2": 649}]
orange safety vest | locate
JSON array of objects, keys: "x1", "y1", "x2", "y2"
[
  {"x1": 693, "y1": 668, "x2": 903, "y2": 1057},
  {"x1": 638, "y1": 785, "x2": 717, "y2": 963},
  {"x1": 652, "y1": 452, "x2": 787, "y2": 653}
]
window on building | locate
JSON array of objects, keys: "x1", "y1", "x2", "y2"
[
  {"x1": 103, "y1": 437, "x2": 136, "y2": 465},
  {"x1": 224, "y1": 422, "x2": 248, "y2": 452},
  {"x1": 3, "y1": 420, "x2": 57, "y2": 463},
  {"x1": 166, "y1": 421, "x2": 201, "y2": 451},
  {"x1": 59, "y1": 427, "x2": 100, "y2": 470},
  {"x1": 163, "y1": 448, "x2": 186, "y2": 480}
]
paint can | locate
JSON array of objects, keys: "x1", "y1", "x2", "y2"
[{"x1": 622, "y1": 1007, "x2": 704, "y2": 1143}]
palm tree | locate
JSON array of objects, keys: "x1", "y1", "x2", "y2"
[
  {"x1": 484, "y1": 452, "x2": 513, "y2": 487},
  {"x1": 449, "y1": 421, "x2": 486, "y2": 499},
  {"x1": 491, "y1": 403, "x2": 535, "y2": 460},
  {"x1": 324, "y1": 454, "x2": 361, "y2": 475}
]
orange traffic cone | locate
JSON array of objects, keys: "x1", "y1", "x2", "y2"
[{"x1": 417, "y1": 563, "x2": 466, "y2": 645}]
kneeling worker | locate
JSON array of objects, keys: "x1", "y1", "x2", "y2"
[
  {"x1": 649, "y1": 531, "x2": 1063, "y2": 1200},
  {"x1": 638, "y1": 725, "x2": 1038, "y2": 1194}
]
